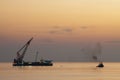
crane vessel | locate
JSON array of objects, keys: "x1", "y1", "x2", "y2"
[{"x1": 13, "y1": 37, "x2": 53, "y2": 66}]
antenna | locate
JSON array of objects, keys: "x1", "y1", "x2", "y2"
[
  {"x1": 35, "y1": 51, "x2": 39, "y2": 62},
  {"x1": 93, "y1": 42, "x2": 102, "y2": 62}
]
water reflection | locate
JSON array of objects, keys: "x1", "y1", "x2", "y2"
[{"x1": 0, "y1": 62, "x2": 120, "y2": 80}]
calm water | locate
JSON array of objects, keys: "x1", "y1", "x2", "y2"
[{"x1": 0, "y1": 62, "x2": 120, "y2": 80}]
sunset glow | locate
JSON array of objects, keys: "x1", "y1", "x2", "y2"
[
  {"x1": 1, "y1": 0, "x2": 120, "y2": 42},
  {"x1": 1, "y1": 0, "x2": 120, "y2": 62}
]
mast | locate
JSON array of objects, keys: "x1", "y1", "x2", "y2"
[
  {"x1": 35, "y1": 51, "x2": 38, "y2": 62},
  {"x1": 96, "y1": 42, "x2": 102, "y2": 62},
  {"x1": 92, "y1": 42, "x2": 102, "y2": 62}
]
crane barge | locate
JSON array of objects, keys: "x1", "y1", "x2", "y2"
[{"x1": 13, "y1": 37, "x2": 53, "y2": 66}]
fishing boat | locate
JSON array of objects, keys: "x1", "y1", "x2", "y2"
[
  {"x1": 13, "y1": 37, "x2": 53, "y2": 66},
  {"x1": 94, "y1": 42, "x2": 104, "y2": 68},
  {"x1": 96, "y1": 62, "x2": 104, "y2": 68}
]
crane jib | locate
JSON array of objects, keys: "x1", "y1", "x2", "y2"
[{"x1": 15, "y1": 37, "x2": 33, "y2": 63}]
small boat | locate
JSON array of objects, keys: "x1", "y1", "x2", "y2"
[
  {"x1": 13, "y1": 37, "x2": 53, "y2": 66},
  {"x1": 93, "y1": 42, "x2": 104, "y2": 68},
  {"x1": 96, "y1": 62, "x2": 104, "y2": 68}
]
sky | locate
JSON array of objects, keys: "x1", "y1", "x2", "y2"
[{"x1": 1, "y1": 0, "x2": 120, "y2": 62}]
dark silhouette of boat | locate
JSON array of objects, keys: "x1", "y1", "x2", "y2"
[
  {"x1": 13, "y1": 60, "x2": 53, "y2": 66},
  {"x1": 13, "y1": 37, "x2": 53, "y2": 66},
  {"x1": 92, "y1": 42, "x2": 104, "y2": 68},
  {"x1": 96, "y1": 62, "x2": 104, "y2": 68}
]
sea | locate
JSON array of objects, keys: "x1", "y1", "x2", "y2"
[{"x1": 0, "y1": 62, "x2": 120, "y2": 80}]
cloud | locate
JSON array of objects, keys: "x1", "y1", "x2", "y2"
[
  {"x1": 49, "y1": 30, "x2": 59, "y2": 34},
  {"x1": 40, "y1": 38, "x2": 55, "y2": 43},
  {"x1": 105, "y1": 40, "x2": 120, "y2": 43},
  {"x1": 48, "y1": 27, "x2": 73, "y2": 34},
  {"x1": 62, "y1": 28, "x2": 73, "y2": 32},
  {"x1": 52, "y1": 26, "x2": 60, "y2": 29},
  {"x1": 80, "y1": 26, "x2": 89, "y2": 30}
]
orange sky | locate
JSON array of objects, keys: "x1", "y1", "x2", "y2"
[
  {"x1": 1, "y1": 0, "x2": 120, "y2": 43},
  {"x1": 1, "y1": 0, "x2": 120, "y2": 62}
]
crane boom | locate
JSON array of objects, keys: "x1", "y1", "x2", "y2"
[
  {"x1": 14, "y1": 37, "x2": 33, "y2": 63},
  {"x1": 17, "y1": 37, "x2": 33, "y2": 53}
]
